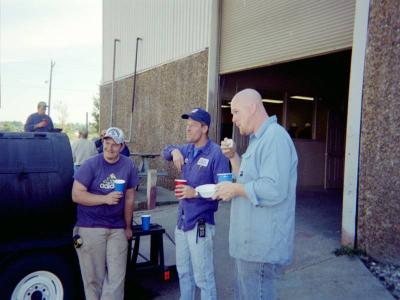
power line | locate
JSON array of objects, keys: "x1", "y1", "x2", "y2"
[
  {"x1": 1, "y1": 83, "x2": 97, "y2": 93},
  {"x1": 2, "y1": 58, "x2": 100, "y2": 69}
]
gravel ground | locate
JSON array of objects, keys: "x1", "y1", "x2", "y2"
[{"x1": 361, "y1": 256, "x2": 400, "y2": 300}]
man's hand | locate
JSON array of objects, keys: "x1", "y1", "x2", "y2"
[
  {"x1": 221, "y1": 138, "x2": 236, "y2": 159},
  {"x1": 125, "y1": 227, "x2": 133, "y2": 240},
  {"x1": 212, "y1": 182, "x2": 237, "y2": 202},
  {"x1": 104, "y1": 191, "x2": 123, "y2": 205},
  {"x1": 35, "y1": 120, "x2": 48, "y2": 129},
  {"x1": 171, "y1": 149, "x2": 185, "y2": 172},
  {"x1": 175, "y1": 185, "x2": 197, "y2": 200}
]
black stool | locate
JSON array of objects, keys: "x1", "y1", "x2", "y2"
[{"x1": 128, "y1": 223, "x2": 166, "y2": 277}]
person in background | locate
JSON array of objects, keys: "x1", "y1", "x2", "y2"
[
  {"x1": 287, "y1": 122, "x2": 298, "y2": 138},
  {"x1": 71, "y1": 128, "x2": 97, "y2": 174},
  {"x1": 96, "y1": 128, "x2": 131, "y2": 157},
  {"x1": 212, "y1": 89, "x2": 298, "y2": 300},
  {"x1": 95, "y1": 129, "x2": 107, "y2": 152},
  {"x1": 298, "y1": 122, "x2": 312, "y2": 139},
  {"x1": 72, "y1": 127, "x2": 139, "y2": 300},
  {"x1": 162, "y1": 107, "x2": 230, "y2": 300},
  {"x1": 24, "y1": 101, "x2": 54, "y2": 132}
]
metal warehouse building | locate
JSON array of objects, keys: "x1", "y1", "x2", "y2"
[{"x1": 100, "y1": 0, "x2": 400, "y2": 265}]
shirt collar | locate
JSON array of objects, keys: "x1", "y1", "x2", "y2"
[
  {"x1": 189, "y1": 139, "x2": 211, "y2": 155},
  {"x1": 252, "y1": 115, "x2": 277, "y2": 140}
]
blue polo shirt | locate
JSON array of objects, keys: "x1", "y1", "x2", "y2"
[
  {"x1": 163, "y1": 139, "x2": 230, "y2": 231},
  {"x1": 24, "y1": 113, "x2": 54, "y2": 132}
]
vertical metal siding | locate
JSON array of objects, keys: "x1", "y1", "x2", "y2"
[
  {"x1": 220, "y1": 0, "x2": 356, "y2": 74},
  {"x1": 102, "y1": 0, "x2": 212, "y2": 83}
]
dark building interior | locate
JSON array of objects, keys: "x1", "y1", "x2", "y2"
[{"x1": 219, "y1": 50, "x2": 351, "y2": 189}]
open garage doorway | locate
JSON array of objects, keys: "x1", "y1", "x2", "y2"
[{"x1": 219, "y1": 50, "x2": 351, "y2": 190}]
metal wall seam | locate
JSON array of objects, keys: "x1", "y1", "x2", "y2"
[{"x1": 102, "y1": 0, "x2": 212, "y2": 84}]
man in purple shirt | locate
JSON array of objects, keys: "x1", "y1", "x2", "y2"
[
  {"x1": 162, "y1": 108, "x2": 230, "y2": 300},
  {"x1": 72, "y1": 127, "x2": 139, "y2": 300},
  {"x1": 24, "y1": 101, "x2": 54, "y2": 132}
]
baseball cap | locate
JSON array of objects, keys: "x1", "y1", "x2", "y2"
[
  {"x1": 104, "y1": 127, "x2": 125, "y2": 144},
  {"x1": 37, "y1": 101, "x2": 48, "y2": 108},
  {"x1": 181, "y1": 108, "x2": 211, "y2": 127}
]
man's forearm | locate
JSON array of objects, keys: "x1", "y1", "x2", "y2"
[
  {"x1": 72, "y1": 190, "x2": 105, "y2": 206},
  {"x1": 124, "y1": 189, "x2": 135, "y2": 228}
]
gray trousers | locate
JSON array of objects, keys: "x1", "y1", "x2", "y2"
[{"x1": 74, "y1": 227, "x2": 128, "y2": 300}]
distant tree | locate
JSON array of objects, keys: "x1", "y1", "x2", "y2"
[
  {"x1": 0, "y1": 121, "x2": 24, "y2": 132},
  {"x1": 91, "y1": 95, "x2": 100, "y2": 133},
  {"x1": 54, "y1": 101, "x2": 69, "y2": 129},
  {"x1": 62, "y1": 122, "x2": 82, "y2": 141}
]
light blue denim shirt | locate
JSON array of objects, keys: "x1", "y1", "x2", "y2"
[{"x1": 229, "y1": 116, "x2": 298, "y2": 265}]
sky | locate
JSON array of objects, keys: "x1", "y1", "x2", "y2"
[{"x1": 0, "y1": 0, "x2": 102, "y2": 124}]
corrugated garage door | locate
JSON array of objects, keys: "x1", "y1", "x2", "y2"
[{"x1": 220, "y1": 0, "x2": 355, "y2": 74}]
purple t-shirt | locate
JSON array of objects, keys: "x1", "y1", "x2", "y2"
[{"x1": 74, "y1": 153, "x2": 139, "y2": 229}]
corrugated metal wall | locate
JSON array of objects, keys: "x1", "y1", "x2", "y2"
[
  {"x1": 220, "y1": 0, "x2": 356, "y2": 74},
  {"x1": 102, "y1": 0, "x2": 212, "y2": 83}
]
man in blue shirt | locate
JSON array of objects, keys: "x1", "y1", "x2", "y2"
[
  {"x1": 24, "y1": 101, "x2": 54, "y2": 132},
  {"x1": 162, "y1": 108, "x2": 229, "y2": 300},
  {"x1": 96, "y1": 129, "x2": 131, "y2": 157},
  {"x1": 213, "y1": 89, "x2": 298, "y2": 300}
]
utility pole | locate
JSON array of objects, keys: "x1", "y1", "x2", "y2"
[
  {"x1": 0, "y1": 84, "x2": 1, "y2": 113},
  {"x1": 47, "y1": 60, "x2": 56, "y2": 116},
  {"x1": 110, "y1": 38, "x2": 120, "y2": 127}
]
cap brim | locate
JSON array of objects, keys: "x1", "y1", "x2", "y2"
[{"x1": 104, "y1": 136, "x2": 122, "y2": 144}]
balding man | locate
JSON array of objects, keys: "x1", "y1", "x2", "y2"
[
  {"x1": 213, "y1": 89, "x2": 298, "y2": 300},
  {"x1": 24, "y1": 101, "x2": 54, "y2": 132}
]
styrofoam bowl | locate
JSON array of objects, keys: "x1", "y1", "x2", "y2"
[{"x1": 195, "y1": 184, "x2": 216, "y2": 198}]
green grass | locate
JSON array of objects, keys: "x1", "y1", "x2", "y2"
[{"x1": 333, "y1": 246, "x2": 367, "y2": 257}]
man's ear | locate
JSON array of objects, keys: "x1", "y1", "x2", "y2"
[
  {"x1": 202, "y1": 125, "x2": 209, "y2": 134},
  {"x1": 119, "y1": 143, "x2": 125, "y2": 152},
  {"x1": 249, "y1": 102, "x2": 257, "y2": 115}
]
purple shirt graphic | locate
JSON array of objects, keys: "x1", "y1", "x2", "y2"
[{"x1": 74, "y1": 154, "x2": 139, "y2": 229}]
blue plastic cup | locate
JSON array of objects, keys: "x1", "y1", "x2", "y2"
[
  {"x1": 217, "y1": 173, "x2": 233, "y2": 183},
  {"x1": 114, "y1": 179, "x2": 125, "y2": 192},
  {"x1": 141, "y1": 214, "x2": 151, "y2": 231}
]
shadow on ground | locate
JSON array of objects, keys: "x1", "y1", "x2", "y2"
[{"x1": 125, "y1": 268, "x2": 179, "y2": 300}]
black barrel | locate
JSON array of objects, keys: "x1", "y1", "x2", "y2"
[{"x1": 0, "y1": 132, "x2": 75, "y2": 241}]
